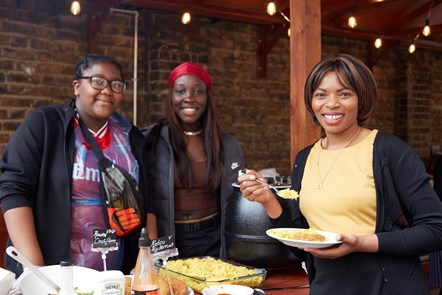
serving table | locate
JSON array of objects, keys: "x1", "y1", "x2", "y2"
[
  {"x1": 260, "y1": 263, "x2": 309, "y2": 295},
  {"x1": 193, "y1": 263, "x2": 309, "y2": 295}
]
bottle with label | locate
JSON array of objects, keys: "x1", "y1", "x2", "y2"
[
  {"x1": 59, "y1": 260, "x2": 76, "y2": 295},
  {"x1": 131, "y1": 228, "x2": 159, "y2": 295},
  {"x1": 94, "y1": 270, "x2": 125, "y2": 295}
]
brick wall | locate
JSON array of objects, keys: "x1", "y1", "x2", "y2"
[{"x1": 1, "y1": 1, "x2": 442, "y2": 177}]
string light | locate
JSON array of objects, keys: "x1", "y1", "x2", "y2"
[
  {"x1": 348, "y1": 15, "x2": 357, "y2": 29},
  {"x1": 265, "y1": 1, "x2": 290, "y2": 37},
  {"x1": 374, "y1": 36, "x2": 382, "y2": 49},
  {"x1": 280, "y1": 11, "x2": 290, "y2": 23},
  {"x1": 266, "y1": 2, "x2": 277, "y2": 16},
  {"x1": 408, "y1": 33, "x2": 419, "y2": 54},
  {"x1": 423, "y1": 18, "x2": 431, "y2": 37},
  {"x1": 181, "y1": 11, "x2": 191, "y2": 24},
  {"x1": 408, "y1": 43, "x2": 416, "y2": 54},
  {"x1": 423, "y1": 0, "x2": 434, "y2": 37},
  {"x1": 70, "y1": 1, "x2": 81, "y2": 15},
  {"x1": 265, "y1": 1, "x2": 290, "y2": 23}
]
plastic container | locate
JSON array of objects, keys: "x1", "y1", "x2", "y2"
[
  {"x1": 59, "y1": 260, "x2": 76, "y2": 295},
  {"x1": 94, "y1": 270, "x2": 125, "y2": 295}
]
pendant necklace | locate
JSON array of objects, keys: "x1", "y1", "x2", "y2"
[
  {"x1": 184, "y1": 129, "x2": 202, "y2": 136},
  {"x1": 317, "y1": 127, "x2": 361, "y2": 190}
]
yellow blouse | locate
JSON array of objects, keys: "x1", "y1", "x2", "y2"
[{"x1": 299, "y1": 129, "x2": 378, "y2": 235}]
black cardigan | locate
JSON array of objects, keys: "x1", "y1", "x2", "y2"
[{"x1": 273, "y1": 131, "x2": 442, "y2": 293}]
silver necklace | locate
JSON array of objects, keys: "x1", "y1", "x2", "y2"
[
  {"x1": 184, "y1": 129, "x2": 202, "y2": 136},
  {"x1": 317, "y1": 127, "x2": 361, "y2": 190}
]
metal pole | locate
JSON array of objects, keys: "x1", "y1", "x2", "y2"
[{"x1": 110, "y1": 8, "x2": 139, "y2": 126}]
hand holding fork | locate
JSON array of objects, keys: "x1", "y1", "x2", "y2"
[{"x1": 238, "y1": 169, "x2": 282, "y2": 197}]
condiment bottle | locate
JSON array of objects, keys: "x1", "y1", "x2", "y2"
[
  {"x1": 59, "y1": 260, "x2": 76, "y2": 295},
  {"x1": 94, "y1": 270, "x2": 125, "y2": 295},
  {"x1": 131, "y1": 228, "x2": 159, "y2": 295}
]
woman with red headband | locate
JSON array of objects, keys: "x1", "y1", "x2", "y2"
[{"x1": 143, "y1": 62, "x2": 244, "y2": 258}]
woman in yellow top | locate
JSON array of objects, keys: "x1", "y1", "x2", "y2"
[{"x1": 238, "y1": 54, "x2": 442, "y2": 295}]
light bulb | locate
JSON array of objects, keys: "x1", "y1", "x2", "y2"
[
  {"x1": 408, "y1": 43, "x2": 416, "y2": 54},
  {"x1": 423, "y1": 19, "x2": 430, "y2": 36},
  {"x1": 70, "y1": 1, "x2": 81, "y2": 16},
  {"x1": 266, "y1": 2, "x2": 277, "y2": 16},
  {"x1": 181, "y1": 12, "x2": 191, "y2": 24},
  {"x1": 287, "y1": 28, "x2": 291, "y2": 37},
  {"x1": 374, "y1": 37, "x2": 382, "y2": 49},
  {"x1": 348, "y1": 16, "x2": 357, "y2": 28}
]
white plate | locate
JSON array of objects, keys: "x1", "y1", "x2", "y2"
[
  {"x1": 266, "y1": 228, "x2": 342, "y2": 249},
  {"x1": 19, "y1": 265, "x2": 98, "y2": 295},
  {"x1": 201, "y1": 284, "x2": 254, "y2": 295},
  {"x1": 0, "y1": 267, "x2": 15, "y2": 295}
]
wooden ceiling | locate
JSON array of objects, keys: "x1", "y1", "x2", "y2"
[{"x1": 108, "y1": 0, "x2": 442, "y2": 51}]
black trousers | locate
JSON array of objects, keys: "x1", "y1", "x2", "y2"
[{"x1": 175, "y1": 223, "x2": 221, "y2": 258}]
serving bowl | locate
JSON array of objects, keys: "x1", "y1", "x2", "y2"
[
  {"x1": 19, "y1": 265, "x2": 98, "y2": 295},
  {"x1": 156, "y1": 257, "x2": 266, "y2": 293},
  {"x1": 0, "y1": 267, "x2": 15, "y2": 295}
]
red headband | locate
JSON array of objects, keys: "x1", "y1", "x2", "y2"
[{"x1": 168, "y1": 62, "x2": 212, "y2": 90}]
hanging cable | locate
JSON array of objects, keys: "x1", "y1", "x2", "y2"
[{"x1": 422, "y1": 0, "x2": 434, "y2": 37}]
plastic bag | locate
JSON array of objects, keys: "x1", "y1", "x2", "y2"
[{"x1": 99, "y1": 157, "x2": 144, "y2": 237}]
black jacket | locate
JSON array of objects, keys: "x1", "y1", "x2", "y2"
[
  {"x1": 0, "y1": 100, "x2": 148, "y2": 275},
  {"x1": 142, "y1": 124, "x2": 244, "y2": 258}
]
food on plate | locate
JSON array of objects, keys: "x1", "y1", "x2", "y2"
[
  {"x1": 158, "y1": 274, "x2": 188, "y2": 295},
  {"x1": 277, "y1": 188, "x2": 299, "y2": 199},
  {"x1": 124, "y1": 274, "x2": 187, "y2": 295},
  {"x1": 125, "y1": 276, "x2": 132, "y2": 295},
  {"x1": 158, "y1": 257, "x2": 265, "y2": 293},
  {"x1": 269, "y1": 228, "x2": 328, "y2": 242}
]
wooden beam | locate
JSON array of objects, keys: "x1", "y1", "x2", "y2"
[
  {"x1": 86, "y1": 0, "x2": 118, "y2": 53},
  {"x1": 120, "y1": 0, "x2": 281, "y2": 25},
  {"x1": 366, "y1": 39, "x2": 401, "y2": 70},
  {"x1": 290, "y1": 0, "x2": 321, "y2": 167},
  {"x1": 257, "y1": 24, "x2": 288, "y2": 78}
]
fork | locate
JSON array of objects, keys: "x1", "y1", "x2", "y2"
[{"x1": 239, "y1": 169, "x2": 281, "y2": 196}]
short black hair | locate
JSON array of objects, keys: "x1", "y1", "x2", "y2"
[{"x1": 74, "y1": 54, "x2": 124, "y2": 81}]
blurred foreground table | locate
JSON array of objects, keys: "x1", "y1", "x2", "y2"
[{"x1": 262, "y1": 263, "x2": 309, "y2": 295}]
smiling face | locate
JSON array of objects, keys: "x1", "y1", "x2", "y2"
[
  {"x1": 171, "y1": 74, "x2": 208, "y2": 131},
  {"x1": 312, "y1": 71, "x2": 359, "y2": 139},
  {"x1": 72, "y1": 62, "x2": 124, "y2": 132}
]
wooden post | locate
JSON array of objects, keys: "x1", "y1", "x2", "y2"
[{"x1": 289, "y1": 0, "x2": 321, "y2": 167}]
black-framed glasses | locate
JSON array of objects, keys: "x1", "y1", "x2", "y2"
[{"x1": 80, "y1": 76, "x2": 127, "y2": 93}]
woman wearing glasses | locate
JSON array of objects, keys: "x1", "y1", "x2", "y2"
[{"x1": 0, "y1": 54, "x2": 147, "y2": 276}]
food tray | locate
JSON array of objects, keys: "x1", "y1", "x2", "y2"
[{"x1": 156, "y1": 257, "x2": 267, "y2": 293}]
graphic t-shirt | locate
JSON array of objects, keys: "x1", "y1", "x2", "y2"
[{"x1": 70, "y1": 116, "x2": 139, "y2": 270}]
